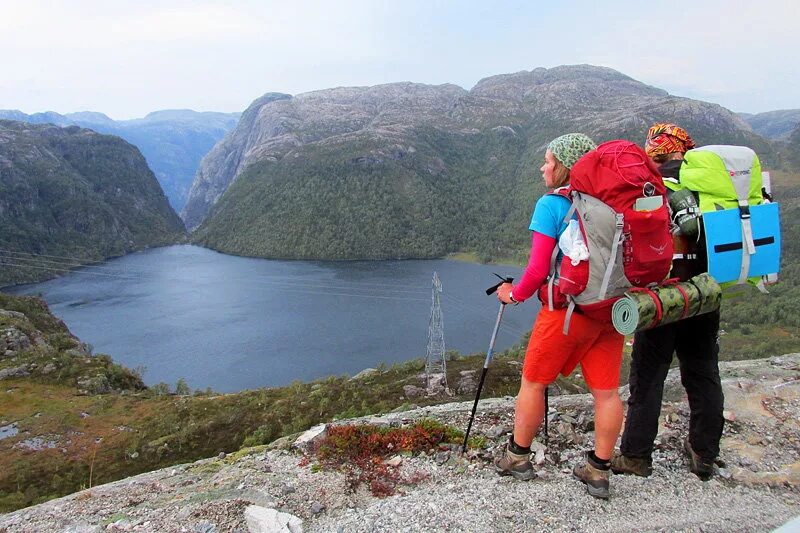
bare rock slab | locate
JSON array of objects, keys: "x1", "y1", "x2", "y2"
[
  {"x1": 292, "y1": 423, "x2": 327, "y2": 451},
  {"x1": 245, "y1": 505, "x2": 303, "y2": 533}
]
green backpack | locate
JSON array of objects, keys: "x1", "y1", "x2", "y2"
[{"x1": 666, "y1": 145, "x2": 780, "y2": 289}]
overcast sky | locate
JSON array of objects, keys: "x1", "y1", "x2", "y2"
[{"x1": 1, "y1": 0, "x2": 797, "y2": 120}]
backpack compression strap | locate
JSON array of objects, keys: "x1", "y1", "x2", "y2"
[
  {"x1": 738, "y1": 201, "x2": 756, "y2": 285},
  {"x1": 547, "y1": 244, "x2": 560, "y2": 312},
  {"x1": 546, "y1": 187, "x2": 576, "y2": 313},
  {"x1": 598, "y1": 213, "x2": 625, "y2": 300},
  {"x1": 553, "y1": 194, "x2": 580, "y2": 331}
]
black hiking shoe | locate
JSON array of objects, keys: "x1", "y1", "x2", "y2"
[
  {"x1": 611, "y1": 453, "x2": 652, "y2": 477},
  {"x1": 573, "y1": 453, "x2": 610, "y2": 500},
  {"x1": 494, "y1": 444, "x2": 535, "y2": 481},
  {"x1": 684, "y1": 437, "x2": 714, "y2": 481}
]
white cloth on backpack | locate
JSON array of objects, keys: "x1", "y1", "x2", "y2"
[{"x1": 558, "y1": 219, "x2": 589, "y2": 266}]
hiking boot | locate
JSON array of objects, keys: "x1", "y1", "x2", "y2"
[
  {"x1": 610, "y1": 453, "x2": 652, "y2": 477},
  {"x1": 494, "y1": 444, "x2": 535, "y2": 481},
  {"x1": 573, "y1": 453, "x2": 610, "y2": 500},
  {"x1": 684, "y1": 437, "x2": 714, "y2": 481}
]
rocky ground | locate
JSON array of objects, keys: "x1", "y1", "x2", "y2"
[{"x1": 2, "y1": 354, "x2": 799, "y2": 533}]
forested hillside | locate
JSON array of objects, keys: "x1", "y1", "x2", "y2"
[
  {"x1": 189, "y1": 65, "x2": 778, "y2": 263},
  {"x1": 0, "y1": 109, "x2": 240, "y2": 212},
  {"x1": 717, "y1": 172, "x2": 800, "y2": 356},
  {"x1": 0, "y1": 120, "x2": 186, "y2": 286}
]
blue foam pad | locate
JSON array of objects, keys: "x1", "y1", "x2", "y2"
[{"x1": 703, "y1": 202, "x2": 781, "y2": 283}]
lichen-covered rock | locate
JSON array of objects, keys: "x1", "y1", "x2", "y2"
[
  {"x1": 1, "y1": 327, "x2": 31, "y2": 356},
  {"x1": 76, "y1": 374, "x2": 112, "y2": 395},
  {"x1": 0, "y1": 365, "x2": 29, "y2": 379},
  {"x1": 0, "y1": 309, "x2": 26, "y2": 320},
  {"x1": 403, "y1": 384, "x2": 424, "y2": 399}
]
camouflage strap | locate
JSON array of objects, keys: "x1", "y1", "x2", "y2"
[{"x1": 612, "y1": 273, "x2": 722, "y2": 334}]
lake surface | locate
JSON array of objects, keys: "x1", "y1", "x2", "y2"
[{"x1": 4, "y1": 245, "x2": 535, "y2": 392}]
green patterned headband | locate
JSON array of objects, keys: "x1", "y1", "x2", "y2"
[{"x1": 547, "y1": 133, "x2": 596, "y2": 169}]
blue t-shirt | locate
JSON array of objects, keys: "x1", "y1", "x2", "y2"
[{"x1": 529, "y1": 194, "x2": 573, "y2": 239}]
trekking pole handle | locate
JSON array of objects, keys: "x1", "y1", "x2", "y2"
[{"x1": 486, "y1": 274, "x2": 514, "y2": 295}]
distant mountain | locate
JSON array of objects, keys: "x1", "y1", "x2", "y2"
[
  {"x1": 739, "y1": 109, "x2": 800, "y2": 140},
  {"x1": 0, "y1": 120, "x2": 186, "y2": 286},
  {"x1": 0, "y1": 109, "x2": 240, "y2": 212},
  {"x1": 185, "y1": 65, "x2": 777, "y2": 261},
  {"x1": 787, "y1": 123, "x2": 800, "y2": 169}
]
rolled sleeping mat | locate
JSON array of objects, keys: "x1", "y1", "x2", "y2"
[{"x1": 612, "y1": 273, "x2": 722, "y2": 335}]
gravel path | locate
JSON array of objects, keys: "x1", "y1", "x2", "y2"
[{"x1": 2, "y1": 354, "x2": 799, "y2": 532}]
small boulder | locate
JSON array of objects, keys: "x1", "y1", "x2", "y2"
[
  {"x1": 403, "y1": 384, "x2": 424, "y2": 399},
  {"x1": 0, "y1": 365, "x2": 29, "y2": 380},
  {"x1": 384, "y1": 455, "x2": 403, "y2": 467},
  {"x1": 76, "y1": 375, "x2": 111, "y2": 395},
  {"x1": 0, "y1": 327, "x2": 31, "y2": 356},
  {"x1": 456, "y1": 374, "x2": 477, "y2": 395},
  {"x1": 350, "y1": 368, "x2": 378, "y2": 380},
  {"x1": 244, "y1": 505, "x2": 303, "y2": 533},
  {"x1": 292, "y1": 424, "x2": 327, "y2": 451}
]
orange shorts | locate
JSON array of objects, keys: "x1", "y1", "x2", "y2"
[{"x1": 522, "y1": 306, "x2": 623, "y2": 390}]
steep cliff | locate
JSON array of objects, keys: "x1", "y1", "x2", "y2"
[
  {"x1": 0, "y1": 120, "x2": 186, "y2": 286},
  {"x1": 0, "y1": 109, "x2": 240, "y2": 212}
]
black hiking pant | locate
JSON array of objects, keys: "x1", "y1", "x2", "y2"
[{"x1": 620, "y1": 309, "x2": 724, "y2": 462}]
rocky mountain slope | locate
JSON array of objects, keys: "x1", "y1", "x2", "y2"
[
  {"x1": 2, "y1": 353, "x2": 799, "y2": 532},
  {"x1": 0, "y1": 109, "x2": 240, "y2": 212},
  {"x1": 740, "y1": 109, "x2": 800, "y2": 140},
  {"x1": 0, "y1": 120, "x2": 186, "y2": 286},
  {"x1": 184, "y1": 65, "x2": 776, "y2": 262},
  {"x1": 787, "y1": 124, "x2": 800, "y2": 169}
]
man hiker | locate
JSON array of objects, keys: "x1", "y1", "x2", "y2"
[{"x1": 612, "y1": 123, "x2": 724, "y2": 481}]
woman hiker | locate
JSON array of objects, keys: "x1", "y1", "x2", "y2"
[{"x1": 493, "y1": 133, "x2": 625, "y2": 500}]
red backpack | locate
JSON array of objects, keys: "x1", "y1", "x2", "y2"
[{"x1": 541, "y1": 140, "x2": 674, "y2": 333}]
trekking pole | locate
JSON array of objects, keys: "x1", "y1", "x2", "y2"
[{"x1": 461, "y1": 274, "x2": 513, "y2": 453}]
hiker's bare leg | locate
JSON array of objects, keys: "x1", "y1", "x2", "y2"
[
  {"x1": 590, "y1": 387, "x2": 623, "y2": 459},
  {"x1": 513, "y1": 378, "x2": 547, "y2": 447}
]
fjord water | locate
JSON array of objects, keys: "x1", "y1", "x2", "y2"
[{"x1": 6, "y1": 245, "x2": 532, "y2": 392}]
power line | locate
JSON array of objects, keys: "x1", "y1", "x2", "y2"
[
  {"x1": 0, "y1": 260, "x2": 139, "y2": 280},
  {"x1": 440, "y1": 293, "x2": 530, "y2": 340}
]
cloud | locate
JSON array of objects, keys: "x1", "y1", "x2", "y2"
[{"x1": 0, "y1": 0, "x2": 796, "y2": 117}]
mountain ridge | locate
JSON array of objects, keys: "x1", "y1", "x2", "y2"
[
  {"x1": 739, "y1": 109, "x2": 800, "y2": 140},
  {"x1": 0, "y1": 120, "x2": 186, "y2": 286},
  {"x1": 184, "y1": 64, "x2": 778, "y2": 261},
  {"x1": 0, "y1": 108, "x2": 241, "y2": 212}
]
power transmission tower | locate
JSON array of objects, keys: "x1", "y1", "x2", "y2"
[{"x1": 425, "y1": 271, "x2": 447, "y2": 392}]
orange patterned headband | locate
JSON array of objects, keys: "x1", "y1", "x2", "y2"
[{"x1": 645, "y1": 123, "x2": 696, "y2": 157}]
